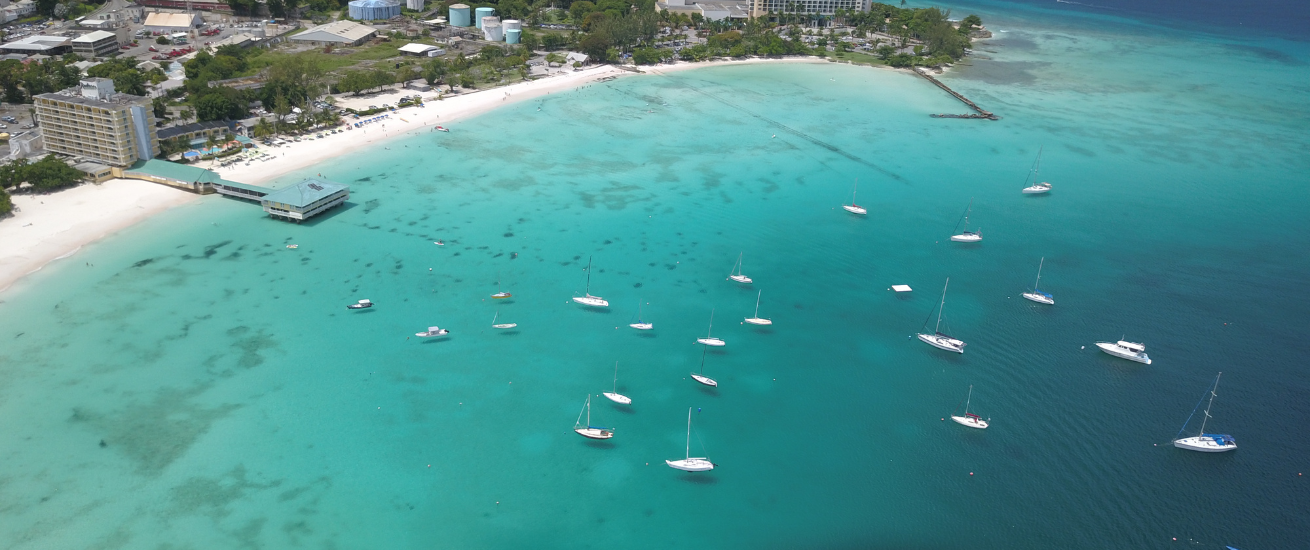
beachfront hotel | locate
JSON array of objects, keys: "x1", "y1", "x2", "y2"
[
  {"x1": 748, "y1": 0, "x2": 871, "y2": 18},
  {"x1": 33, "y1": 78, "x2": 160, "y2": 167}
]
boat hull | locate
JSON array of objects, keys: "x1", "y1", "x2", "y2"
[
  {"x1": 728, "y1": 275, "x2": 753, "y2": 284},
  {"x1": 346, "y1": 304, "x2": 372, "y2": 309},
  {"x1": 696, "y1": 337, "x2": 726, "y2": 347},
  {"x1": 492, "y1": 292, "x2": 512, "y2": 299},
  {"x1": 1095, "y1": 342, "x2": 1151, "y2": 364},
  {"x1": 917, "y1": 333, "x2": 965, "y2": 353},
  {"x1": 573, "y1": 295, "x2": 609, "y2": 307},
  {"x1": 1022, "y1": 184, "x2": 1051, "y2": 194},
  {"x1": 842, "y1": 204, "x2": 867, "y2": 215},
  {"x1": 691, "y1": 373, "x2": 718, "y2": 387},
  {"x1": 666, "y1": 458, "x2": 714, "y2": 472},
  {"x1": 1173, "y1": 436, "x2": 1236, "y2": 453},
  {"x1": 575, "y1": 428, "x2": 613, "y2": 439},
  {"x1": 1022, "y1": 292, "x2": 1054, "y2": 305},
  {"x1": 492, "y1": 323, "x2": 517, "y2": 329},
  {"x1": 951, "y1": 415, "x2": 989, "y2": 429},
  {"x1": 950, "y1": 232, "x2": 983, "y2": 243},
  {"x1": 416, "y1": 330, "x2": 450, "y2": 337},
  {"x1": 603, "y1": 392, "x2": 632, "y2": 405},
  {"x1": 629, "y1": 322, "x2": 653, "y2": 330},
  {"x1": 744, "y1": 317, "x2": 772, "y2": 326}
]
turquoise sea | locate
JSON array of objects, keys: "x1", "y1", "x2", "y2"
[{"x1": 2, "y1": 3, "x2": 1308, "y2": 548}]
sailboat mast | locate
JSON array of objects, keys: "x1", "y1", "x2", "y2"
[
  {"x1": 685, "y1": 407, "x2": 692, "y2": 459},
  {"x1": 707, "y1": 308, "x2": 715, "y2": 337},
  {"x1": 1199, "y1": 373, "x2": 1221, "y2": 434},
  {"x1": 754, "y1": 290, "x2": 762, "y2": 317},
  {"x1": 584, "y1": 257, "x2": 592, "y2": 293},
  {"x1": 965, "y1": 385, "x2": 973, "y2": 415},
  {"x1": 699, "y1": 347, "x2": 706, "y2": 374},
  {"x1": 1035, "y1": 146, "x2": 1043, "y2": 180},
  {"x1": 935, "y1": 278, "x2": 949, "y2": 333},
  {"x1": 613, "y1": 361, "x2": 619, "y2": 393},
  {"x1": 586, "y1": 395, "x2": 591, "y2": 426},
  {"x1": 1035, "y1": 257, "x2": 1044, "y2": 290},
  {"x1": 852, "y1": 178, "x2": 858, "y2": 204}
]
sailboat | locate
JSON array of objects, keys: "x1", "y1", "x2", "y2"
[
  {"x1": 415, "y1": 326, "x2": 450, "y2": 337},
  {"x1": 691, "y1": 347, "x2": 717, "y2": 387},
  {"x1": 695, "y1": 308, "x2": 726, "y2": 346},
  {"x1": 346, "y1": 299, "x2": 373, "y2": 310},
  {"x1": 1021, "y1": 147, "x2": 1052, "y2": 194},
  {"x1": 491, "y1": 310, "x2": 517, "y2": 329},
  {"x1": 665, "y1": 407, "x2": 715, "y2": 472},
  {"x1": 842, "y1": 178, "x2": 867, "y2": 215},
  {"x1": 573, "y1": 395, "x2": 614, "y2": 439},
  {"x1": 629, "y1": 300, "x2": 653, "y2": 330},
  {"x1": 727, "y1": 252, "x2": 753, "y2": 284},
  {"x1": 572, "y1": 256, "x2": 609, "y2": 307},
  {"x1": 1021, "y1": 257, "x2": 1055, "y2": 305},
  {"x1": 949, "y1": 199, "x2": 983, "y2": 242},
  {"x1": 744, "y1": 290, "x2": 772, "y2": 326},
  {"x1": 492, "y1": 272, "x2": 511, "y2": 299},
  {"x1": 917, "y1": 278, "x2": 966, "y2": 353},
  {"x1": 1172, "y1": 372, "x2": 1236, "y2": 452},
  {"x1": 1095, "y1": 339, "x2": 1151, "y2": 364},
  {"x1": 950, "y1": 385, "x2": 989, "y2": 429},
  {"x1": 603, "y1": 361, "x2": 632, "y2": 404}
]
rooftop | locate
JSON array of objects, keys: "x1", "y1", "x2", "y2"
[
  {"x1": 72, "y1": 30, "x2": 117, "y2": 43},
  {"x1": 35, "y1": 88, "x2": 150, "y2": 107},
  {"x1": 143, "y1": 12, "x2": 202, "y2": 28},
  {"x1": 157, "y1": 120, "x2": 230, "y2": 140},
  {"x1": 398, "y1": 43, "x2": 439, "y2": 54},
  {"x1": 292, "y1": 20, "x2": 378, "y2": 42},
  {"x1": 125, "y1": 159, "x2": 234, "y2": 186},
  {"x1": 1, "y1": 35, "x2": 71, "y2": 52},
  {"x1": 261, "y1": 178, "x2": 349, "y2": 208}
]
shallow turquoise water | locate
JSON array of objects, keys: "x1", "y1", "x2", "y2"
[{"x1": 2, "y1": 7, "x2": 1308, "y2": 548}]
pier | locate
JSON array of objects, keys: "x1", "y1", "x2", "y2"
[{"x1": 916, "y1": 69, "x2": 999, "y2": 121}]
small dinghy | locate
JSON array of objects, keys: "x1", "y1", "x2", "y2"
[
  {"x1": 435, "y1": 126, "x2": 449, "y2": 132},
  {"x1": 415, "y1": 326, "x2": 450, "y2": 337},
  {"x1": 346, "y1": 299, "x2": 373, "y2": 310}
]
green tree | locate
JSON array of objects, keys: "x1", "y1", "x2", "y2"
[
  {"x1": 0, "y1": 187, "x2": 12, "y2": 217},
  {"x1": 421, "y1": 58, "x2": 448, "y2": 85},
  {"x1": 569, "y1": 0, "x2": 595, "y2": 23}
]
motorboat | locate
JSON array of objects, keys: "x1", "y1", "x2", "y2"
[
  {"x1": 917, "y1": 278, "x2": 966, "y2": 353},
  {"x1": 1173, "y1": 373, "x2": 1236, "y2": 452},
  {"x1": 573, "y1": 396, "x2": 614, "y2": 439},
  {"x1": 727, "y1": 252, "x2": 752, "y2": 284},
  {"x1": 416, "y1": 326, "x2": 450, "y2": 337},
  {"x1": 1096, "y1": 340, "x2": 1151, "y2": 364},
  {"x1": 435, "y1": 126, "x2": 449, "y2": 132},
  {"x1": 346, "y1": 299, "x2": 373, "y2": 310},
  {"x1": 666, "y1": 408, "x2": 714, "y2": 472}
]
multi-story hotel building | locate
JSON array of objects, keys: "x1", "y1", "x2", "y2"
[
  {"x1": 748, "y1": 0, "x2": 871, "y2": 18},
  {"x1": 33, "y1": 78, "x2": 160, "y2": 167}
]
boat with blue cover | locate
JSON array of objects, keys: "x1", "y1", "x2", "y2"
[{"x1": 1173, "y1": 373, "x2": 1236, "y2": 453}]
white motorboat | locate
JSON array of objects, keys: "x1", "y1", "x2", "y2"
[
  {"x1": 416, "y1": 326, "x2": 450, "y2": 337},
  {"x1": 1021, "y1": 257, "x2": 1054, "y2": 305},
  {"x1": 492, "y1": 272, "x2": 512, "y2": 299},
  {"x1": 572, "y1": 256, "x2": 609, "y2": 307},
  {"x1": 491, "y1": 311, "x2": 517, "y2": 329},
  {"x1": 1173, "y1": 372, "x2": 1236, "y2": 452},
  {"x1": 1021, "y1": 146, "x2": 1052, "y2": 194},
  {"x1": 727, "y1": 252, "x2": 753, "y2": 284},
  {"x1": 842, "y1": 178, "x2": 867, "y2": 215},
  {"x1": 346, "y1": 299, "x2": 373, "y2": 310},
  {"x1": 949, "y1": 198, "x2": 983, "y2": 242},
  {"x1": 1096, "y1": 340, "x2": 1151, "y2": 364},
  {"x1": 917, "y1": 278, "x2": 966, "y2": 353},
  {"x1": 629, "y1": 300, "x2": 653, "y2": 330},
  {"x1": 666, "y1": 407, "x2": 715, "y2": 472},
  {"x1": 695, "y1": 308, "x2": 726, "y2": 346},
  {"x1": 690, "y1": 347, "x2": 717, "y2": 387},
  {"x1": 573, "y1": 395, "x2": 614, "y2": 440},
  {"x1": 950, "y1": 385, "x2": 989, "y2": 429},
  {"x1": 744, "y1": 289, "x2": 772, "y2": 326},
  {"x1": 603, "y1": 361, "x2": 632, "y2": 405}
]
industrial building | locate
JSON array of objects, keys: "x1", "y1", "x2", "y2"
[
  {"x1": 656, "y1": 0, "x2": 752, "y2": 20},
  {"x1": 71, "y1": 31, "x2": 120, "y2": 59},
  {"x1": 33, "y1": 79, "x2": 160, "y2": 167},
  {"x1": 260, "y1": 178, "x2": 350, "y2": 223},
  {"x1": 348, "y1": 0, "x2": 401, "y2": 21},
  {"x1": 448, "y1": 4, "x2": 470, "y2": 26},
  {"x1": 398, "y1": 43, "x2": 443, "y2": 56},
  {"x1": 142, "y1": 12, "x2": 204, "y2": 33},
  {"x1": 289, "y1": 20, "x2": 378, "y2": 47},
  {"x1": 0, "y1": 35, "x2": 71, "y2": 55}
]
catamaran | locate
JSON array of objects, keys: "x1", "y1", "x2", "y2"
[
  {"x1": 842, "y1": 178, "x2": 867, "y2": 215},
  {"x1": 666, "y1": 407, "x2": 715, "y2": 472},
  {"x1": 1172, "y1": 372, "x2": 1236, "y2": 453},
  {"x1": 573, "y1": 395, "x2": 614, "y2": 440},
  {"x1": 491, "y1": 311, "x2": 517, "y2": 329},
  {"x1": 572, "y1": 256, "x2": 609, "y2": 307},
  {"x1": 727, "y1": 252, "x2": 753, "y2": 284},
  {"x1": 917, "y1": 278, "x2": 966, "y2": 353},
  {"x1": 346, "y1": 299, "x2": 373, "y2": 310},
  {"x1": 1095, "y1": 339, "x2": 1151, "y2": 364},
  {"x1": 950, "y1": 199, "x2": 983, "y2": 242},
  {"x1": 603, "y1": 361, "x2": 632, "y2": 405},
  {"x1": 691, "y1": 347, "x2": 717, "y2": 387},
  {"x1": 415, "y1": 326, "x2": 450, "y2": 337},
  {"x1": 950, "y1": 385, "x2": 989, "y2": 429},
  {"x1": 629, "y1": 300, "x2": 653, "y2": 330},
  {"x1": 1021, "y1": 147, "x2": 1052, "y2": 194},
  {"x1": 744, "y1": 290, "x2": 772, "y2": 326},
  {"x1": 695, "y1": 308, "x2": 726, "y2": 347},
  {"x1": 1021, "y1": 257, "x2": 1054, "y2": 305},
  {"x1": 492, "y1": 272, "x2": 511, "y2": 299}
]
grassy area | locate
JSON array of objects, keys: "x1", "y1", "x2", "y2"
[
  {"x1": 242, "y1": 38, "x2": 442, "y2": 77},
  {"x1": 822, "y1": 50, "x2": 888, "y2": 67}
]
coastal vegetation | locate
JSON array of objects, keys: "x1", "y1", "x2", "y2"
[{"x1": 0, "y1": 155, "x2": 86, "y2": 195}]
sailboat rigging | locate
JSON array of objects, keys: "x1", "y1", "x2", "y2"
[
  {"x1": 917, "y1": 278, "x2": 966, "y2": 353},
  {"x1": 572, "y1": 256, "x2": 609, "y2": 307},
  {"x1": 950, "y1": 199, "x2": 983, "y2": 243},
  {"x1": 1021, "y1": 257, "x2": 1055, "y2": 305},
  {"x1": 728, "y1": 252, "x2": 753, "y2": 284},
  {"x1": 573, "y1": 395, "x2": 614, "y2": 439},
  {"x1": 1172, "y1": 373, "x2": 1236, "y2": 452},
  {"x1": 1021, "y1": 147, "x2": 1052, "y2": 194}
]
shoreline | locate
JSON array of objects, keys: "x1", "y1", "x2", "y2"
[{"x1": 0, "y1": 57, "x2": 871, "y2": 295}]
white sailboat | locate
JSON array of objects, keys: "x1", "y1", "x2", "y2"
[
  {"x1": 1095, "y1": 339, "x2": 1151, "y2": 364},
  {"x1": 744, "y1": 289, "x2": 772, "y2": 326},
  {"x1": 950, "y1": 385, "x2": 989, "y2": 429},
  {"x1": 690, "y1": 347, "x2": 718, "y2": 387},
  {"x1": 917, "y1": 278, "x2": 966, "y2": 353},
  {"x1": 603, "y1": 361, "x2": 632, "y2": 405},
  {"x1": 492, "y1": 271, "x2": 512, "y2": 299},
  {"x1": 842, "y1": 178, "x2": 867, "y2": 215},
  {"x1": 572, "y1": 256, "x2": 609, "y2": 307},
  {"x1": 573, "y1": 395, "x2": 614, "y2": 439},
  {"x1": 1172, "y1": 372, "x2": 1236, "y2": 453},
  {"x1": 1021, "y1": 147, "x2": 1052, "y2": 194},
  {"x1": 727, "y1": 252, "x2": 753, "y2": 284},
  {"x1": 346, "y1": 299, "x2": 373, "y2": 310},
  {"x1": 1021, "y1": 257, "x2": 1055, "y2": 305},
  {"x1": 415, "y1": 326, "x2": 450, "y2": 337},
  {"x1": 695, "y1": 308, "x2": 726, "y2": 347},
  {"x1": 949, "y1": 199, "x2": 983, "y2": 242},
  {"x1": 629, "y1": 300, "x2": 653, "y2": 330},
  {"x1": 491, "y1": 310, "x2": 517, "y2": 329},
  {"x1": 666, "y1": 407, "x2": 715, "y2": 472}
]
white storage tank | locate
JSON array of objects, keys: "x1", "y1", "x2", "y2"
[
  {"x1": 406, "y1": 0, "x2": 423, "y2": 10},
  {"x1": 502, "y1": 19, "x2": 521, "y2": 32},
  {"x1": 482, "y1": 19, "x2": 503, "y2": 42}
]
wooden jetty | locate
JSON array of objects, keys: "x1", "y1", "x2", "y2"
[{"x1": 917, "y1": 69, "x2": 999, "y2": 121}]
